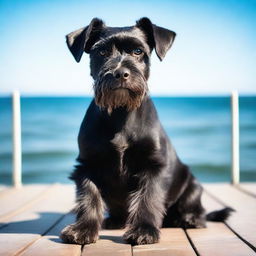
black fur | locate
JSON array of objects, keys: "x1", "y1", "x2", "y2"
[
  {"x1": 61, "y1": 17, "x2": 232, "y2": 245},
  {"x1": 206, "y1": 207, "x2": 234, "y2": 222}
]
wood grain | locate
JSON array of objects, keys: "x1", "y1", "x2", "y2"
[
  {"x1": 0, "y1": 185, "x2": 56, "y2": 222},
  {"x1": 239, "y1": 183, "x2": 256, "y2": 197},
  {"x1": 0, "y1": 183, "x2": 255, "y2": 256},
  {"x1": 82, "y1": 230, "x2": 132, "y2": 256},
  {"x1": 187, "y1": 222, "x2": 256, "y2": 256},
  {"x1": 185, "y1": 187, "x2": 256, "y2": 256},
  {"x1": 133, "y1": 228, "x2": 196, "y2": 256},
  {"x1": 20, "y1": 214, "x2": 81, "y2": 256},
  {"x1": 204, "y1": 183, "x2": 256, "y2": 248},
  {"x1": 0, "y1": 184, "x2": 75, "y2": 256}
]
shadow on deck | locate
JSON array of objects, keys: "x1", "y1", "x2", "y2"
[{"x1": 0, "y1": 183, "x2": 255, "y2": 256}]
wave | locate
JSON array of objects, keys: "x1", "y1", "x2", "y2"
[
  {"x1": 167, "y1": 126, "x2": 229, "y2": 135},
  {"x1": 240, "y1": 124, "x2": 256, "y2": 131},
  {"x1": 0, "y1": 150, "x2": 76, "y2": 160},
  {"x1": 190, "y1": 163, "x2": 230, "y2": 172},
  {"x1": 23, "y1": 150, "x2": 76, "y2": 159},
  {"x1": 245, "y1": 142, "x2": 256, "y2": 149},
  {"x1": 1, "y1": 96, "x2": 255, "y2": 183}
]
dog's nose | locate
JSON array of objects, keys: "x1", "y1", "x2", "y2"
[{"x1": 114, "y1": 68, "x2": 130, "y2": 80}]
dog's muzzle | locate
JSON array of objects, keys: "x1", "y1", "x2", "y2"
[{"x1": 93, "y1": 64, "x2": 147, "y2": 113}]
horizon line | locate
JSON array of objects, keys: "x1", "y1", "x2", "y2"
[{"x1": 1, "y1": 92, "x2": 256, "y2": 98}]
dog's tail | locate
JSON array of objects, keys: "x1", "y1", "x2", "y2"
[{"x1": 206, "y1": 207, "x2": 234, "y2": 222}]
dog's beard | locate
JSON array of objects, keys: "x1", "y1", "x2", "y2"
[{"x1": 94, "y1": 71, "x2": 147, "y2": 114}]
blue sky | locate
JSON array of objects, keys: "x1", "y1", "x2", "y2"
[{"x1": 0, "y1": 0, "x2": 255, "y2": 95}]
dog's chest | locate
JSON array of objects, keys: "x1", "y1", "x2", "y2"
[{"x1": 110, "y1": 132, "x2": 129, "y2": 174}]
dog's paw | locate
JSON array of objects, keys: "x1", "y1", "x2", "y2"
[
  {"x1": 60, "y1": 224, "x2": 98, "y2": 245},
  {"x1": 123, "y1": 224, "x2": 160, "y2": 245}
]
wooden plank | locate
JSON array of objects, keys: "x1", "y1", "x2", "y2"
[
  {"x1": 186, "y1": 191, "x2": 256, "y2": 256},
  {"x1": 0, "y1": 184, "x2": 75, "y2": 256},
  {"x1": 187, "y1": 222, "x2": 256, "y2": 256},
  {"x1": 133, "y1": 228, "x2": 196, "y2": 256},
  {"x1": 0, "y1": 183, "x2": 255, "y2": 256},
  {"x1": 82, "y1": 229, "x2": 132, "y2": 256},
  {"x1": 0, "y1": 185, "x2": 53, "y2": 222},
  {"x1": 201, "y1": 190, "x2": 223, "y2": 212},
  {"x1": 20, "y1": 213, "x2": 81, "y2": 256},
  {"x1": 0, "y1": 185, "x2": 8, "y2": 192},
  {"x1": 82, "y1": 228, "x2": 195, "y2": 256},
  {"x1": 0, "y1": 186, "x2": 19, "y2": 197},
  {"x1": 239, "y1": 183, "x2": 256, "y2": 197},
  {"x1": 204, "y1": 183, "x2": 256, "y2": 248},
  {"x1": 0, "y1": 234, "x2": 40, "y2": 256}
]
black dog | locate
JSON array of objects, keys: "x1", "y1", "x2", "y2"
[{"x1": 61, "y1": 17, "x2": 232, "y2": 245}]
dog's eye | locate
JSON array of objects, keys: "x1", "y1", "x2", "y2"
[
  {"x1": 99, "y1": 50, "x2": 107, "y2": 56},
  {"x1": 132, "y1": 48, "x2": 143, "y2": 55}
]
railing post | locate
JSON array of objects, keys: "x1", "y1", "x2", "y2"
[
  {"x1": 231, "y1": 90, "x2": 240, "y2": 185},
  {"x1": 12, "y1": 90, "x2": 22, "y2": 188}
]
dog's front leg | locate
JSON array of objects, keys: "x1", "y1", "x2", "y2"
[
  {"x1": 61, "y1": 179, "x2": 104, "y2": 244},
  {"x1": 124, "y1": 175, "x2": 165, "y2": 245}
]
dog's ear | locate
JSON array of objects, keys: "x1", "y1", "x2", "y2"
[
  {"x1": 136, "y1": 17, "x2": 176, "y2": 61},
  {"x1": 66, "y1": 18, "x2": 105, "y2": 62}
]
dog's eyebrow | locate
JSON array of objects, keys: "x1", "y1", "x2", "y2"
[
  {"x1": 116, "y1": 36, "x2": 145, "y2": 47},
  {"x1": 114, "y1": 36, "x2": 150, "y2": 53},
  {"x1": 91, "y1": 39, "x2": 108, "y2": 50},
  {"x1": 91, "y1": 35, "x2": 149, "y2": 52}
]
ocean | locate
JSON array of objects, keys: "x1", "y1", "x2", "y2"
[{"x1": 0, "y1": 96, "x2": 255, "y2": 184}]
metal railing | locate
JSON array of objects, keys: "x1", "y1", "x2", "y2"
[
  {"x1": 12, "y1": 90, "x2": 22, "y2": 188},
  {"x1": 231, "y1": 91, "x2": 240, "y2": 185},
  {"x1": 10, "y1": 91, "x2": 240, "y2": 188}
]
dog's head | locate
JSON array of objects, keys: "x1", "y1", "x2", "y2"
[{"x1": 66, "y1": 18, "x2": 176, "y2": 113}]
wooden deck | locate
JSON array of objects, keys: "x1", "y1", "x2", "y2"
[{"x1": 0, "y1": 183, "x2": 255, "y2": 256}]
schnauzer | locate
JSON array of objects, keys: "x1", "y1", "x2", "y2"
[{"x1": 61, "y1": 17, "x2": 232, "y2": 245}]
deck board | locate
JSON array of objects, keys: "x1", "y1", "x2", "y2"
[
  {"x1": 0, "y1": 184, "x2": 56, "y2": 222},
  {"x1": 0, "y1": 183, "x2": 255, "y2": 256},
  {"x1": 20, "y1": 213, "x2": 81, "y2": 256},
  {"x1": 186, "y1": 191, "x2": 256, "y2": 256},
  {"x1": 204, "y1": 183, "x2": 256, "y2": 248},
  {"x1": 0, "y1": 234, "x2": 41, "y2": 256},
  {"x1": 0, "y1": 185, "x2": 8, "y2": 192},
  {"x1": 239, "y1": 183, "x2": 256, "y2": 197},
  {"x1": 0, "y1": 184, "x2": 75, "y2": 256},
  {"x1": 187, "y1": 222, "x2": 256, "y2": 256},
  {"x1": 82, "y1": 230, "x2": 132, "y2": 256},
  {"x1": 133, "y1": 228, "x2": 196, "y2": 256}
]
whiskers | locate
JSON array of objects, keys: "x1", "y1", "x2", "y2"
[{"x1": 94, "y1": 70, "x2": 147, "y2": 114}]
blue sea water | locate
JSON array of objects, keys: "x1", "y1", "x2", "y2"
[{"x1": 0, "y1": 96, "x2": 255, "y2": 184}]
